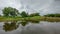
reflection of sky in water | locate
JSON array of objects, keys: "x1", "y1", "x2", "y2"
[
  {"x1": 0, "y1": 22, "x2": 21, "y2": 34},
  {"x1": 0, "y1": 21, "x2": 60, "y2": 34},
  {"x1": 21, "y1": 21, "x2": 60, "y2": 34}
]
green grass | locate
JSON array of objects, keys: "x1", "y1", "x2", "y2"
[
  {"x1": 25, "y1": 16, "x2": 60, "y2": 22},
  {"x1": 0, "y1": 16, "x2": 60, "y2": 22}
]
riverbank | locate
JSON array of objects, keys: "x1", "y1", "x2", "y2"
[{"x1": 0, "y1": 16, "x2": 60, "y2": 22}]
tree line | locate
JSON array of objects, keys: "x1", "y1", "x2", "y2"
[
  {"x1": 1, "y1": 7, "x2": 60, "y2": 17},
  {"x1": 44, "y1": 14, "x2": 60, "y2": 17},
  {"x1": 1, "y1": 7, "x2": 40, "y2": 17}
]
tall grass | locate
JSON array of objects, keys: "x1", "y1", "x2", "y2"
[{"x1": 0, "y1": 16, "x2": 60, "y2": 22}]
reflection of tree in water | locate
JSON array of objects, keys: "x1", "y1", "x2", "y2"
[
  {"x1": 31, "y1": 21, "x2": 40, "y2": 23},
  {"x1": 20, "y1": 21, "x2": 28, "y2": 26},
  {"x1": 20, "y1": 20, "x2": 40, "y2": 26},
  {"x1": 3, "y1": 21, "x2": 19, "y2": 32},
  {"x1": 3, "y1": 20, "x2": 40, "y2": 32}
]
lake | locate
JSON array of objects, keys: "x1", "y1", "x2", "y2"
[{"x1": 0, "y1": 21, "x2": 60, "y2": 34}]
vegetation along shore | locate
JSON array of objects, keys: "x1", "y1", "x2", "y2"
[{"x1": 0, "y1": 7, "x2": 60, "y2": 22}]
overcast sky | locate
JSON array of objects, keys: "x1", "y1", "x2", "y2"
[{"x1": 0, "y1": 0, "x2": 60, "y2": 15}]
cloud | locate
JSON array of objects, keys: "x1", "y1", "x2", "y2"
[
  {"x1": 20, "y1": 0, "x2": 54, "y2": 10},
  {"x1": 20, "y1": 0, "x2": 55, "y2": 15},
  {"x1": 39, "y1": 0, "x2": 60, "y2": 15},
  {"x1": 0, "y1": 0, "x2": 60, "y2": 15},
  {"x1": 0, "y1": 0, "x2": 21, "y2": 10},
  {"x1": 0, "y1": 0, "x2": 21, "y2": 14}
]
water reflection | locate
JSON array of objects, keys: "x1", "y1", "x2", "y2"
[
  {"x1": 0, "y1": 21, "x2": 60, "y2": 34},
  {"x1": 20, "y1": 21, "x2": 28, "y2": 26},
  {"x1": 3, "y1": 21, "x2": 19, "y2": 32},
  {"x1": 30, "y1": 21, "x2": 40, "y2": 23},
  {"x1": 3, "y1": 20, "x2": 40, "y2": 32},
  {"x1": 20, "y1": 20, "x2": 40, "y2": 26}
]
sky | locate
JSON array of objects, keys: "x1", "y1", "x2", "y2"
[{"x1": 0, "y1": 0, "x2": 60, "y2": 15}]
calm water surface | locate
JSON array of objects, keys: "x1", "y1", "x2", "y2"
[{"x1": 0, "y1": 21, "x2": 60, "y2": 34}]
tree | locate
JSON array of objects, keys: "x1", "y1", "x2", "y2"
[
  {"x1": 44, "y1": 14, "x2": 60, "y2": 17},
  {"x1": 2, "y1": 7, "x2": 19, "y2": 17},
  {"x1": 29, "y1": 13, "x2": 40, "y2": 17},
  {"x1": 20, "y1": 11, "x2": 28, "y2": 17}
]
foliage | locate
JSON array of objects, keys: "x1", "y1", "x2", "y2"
[
  {"x1": 2, "y1": 7, "x2": 40, "y2": 17},
  {"x1": 0, "y1": 15, "x2": 1, "y2": 16},
  {"x1": 44, "y1": 14, "x2": 60, "y2": 17},
  {"x1": 20, "y1": 11, "x2": 28, "y2": 17},
  {"x1": 2, "y1": 7, "x2": 19, "y2": 17},
  {"x1": 29, "y1": 13, "x2": 40, "y2": 17}
]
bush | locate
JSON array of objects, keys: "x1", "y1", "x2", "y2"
[
  {"x1": 2, "y1": 7, "x2": 19, "y2": 17},
  {"x1": 29, "y1": 13, "x2": 40, "y2": 17},
  {"x1": 20, "y1": 11, "x2": 28, "y2": 17},
  {"x1": 44, "y1": 14, "x2": 60, "y2": 17}
]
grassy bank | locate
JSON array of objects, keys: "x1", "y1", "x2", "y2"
[
  {"x1": 0, "y1": 16, "x2": 60, "y2": 22},
  {"x1": 25, "y1": 16, "x2": 60, "y2": 22}
]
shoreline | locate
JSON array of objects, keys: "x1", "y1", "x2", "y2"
[{"x1": 0, "y1": 16, "x2": 60, "y2": 22}]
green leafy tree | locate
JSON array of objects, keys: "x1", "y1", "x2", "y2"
[
  {"x1": 44, "y1": 14, "x2": 60, "y2": 17},
  {"x1": 29, "y1": 13, "x2": 40, "y2": 17},
  {"x1": 20, "y1": 11, "x2": 28, "y2": 17},
  {"x1": 2, "y1": 7, "x2": 19, "y2": 17},
  {"x1": 0, "y1": 15, "x2": 1, "y2": 16}
]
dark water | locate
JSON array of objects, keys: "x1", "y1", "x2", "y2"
[{"x1": 0, "y1": 21, "x2": 60, "y2": 34}]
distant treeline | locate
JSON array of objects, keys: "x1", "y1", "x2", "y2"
[
  {"x1": 0, "y1": 7, "x2": 40, "y2": 17},
  {"x1": 20, "y1": 11, "x2": 40, "y2": 17},
  {"x1": 44, "y1": 14, "x2": 60, "y2": 17},
  {"x1": 0, "y1": 7, "x2": 60, "y2": 17}
]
